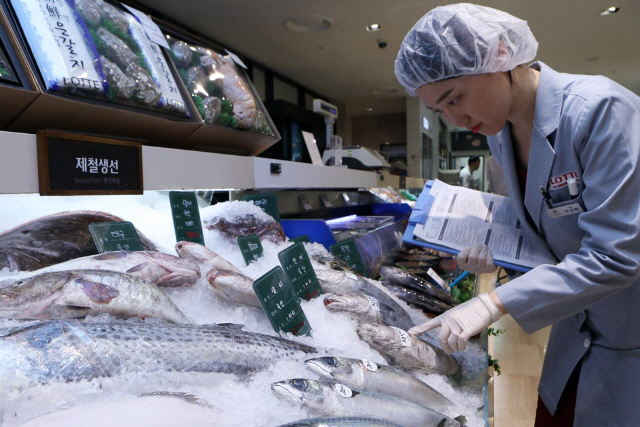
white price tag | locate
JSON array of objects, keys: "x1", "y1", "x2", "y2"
[
  {"x1": 427, "y1": 268, "x2": 446, "y2": 288},
  {"x1": 364, "y1": 295, "x2": 380, "y2": 312},
  {"x1": 362, "y1": 359, "x2": 378, "y2": 372},
  {"x1": 546, "y1": 203, "x2": 584, "y2": 218},
  {"x1": 335, "y1": 383, "x2": 353, "y2": 398},
  {"x1": 225, "y1": 49, "x2": 247, "y2": 69},
  {"x1": 391, "y1": 327, "x2": 412, "y2": 347},
  {"x1": 123, "y1": 5, "x2": 170, "y2": 49}
]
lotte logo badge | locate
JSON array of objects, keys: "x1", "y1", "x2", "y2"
[{"x1": 550, "y1": 171, "x2": 580, "y2": 190}]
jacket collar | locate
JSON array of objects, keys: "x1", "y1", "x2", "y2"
[{"x1": 523, "y1": 62, "x2": 564, "y2": 231}]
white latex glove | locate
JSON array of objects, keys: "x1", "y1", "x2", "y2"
[
  {"x1": 456, "y1": 243, "x2": 497, "y2": 274},
  {"x1": 408, "y1": 293, "x2": 503, "y2": 354}
]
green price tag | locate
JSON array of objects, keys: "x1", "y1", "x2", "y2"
[
  {"x1": 89, "y1": 221, "x2": 144, "y2": 253},
  {"x1": 242, "y1": 193, "x2": 280, "y2": 222},
  {"x1": 330, "y1": 238, "x2": 366, "y2": 276},
  {"x1": 290, "y1": 235, "x2": 310, "y2": 244},
  {"x1": 253, "y1": 266, "x2": 311, "y2": 336},
  {"x1": 237, "y1": 235, "x2": 264, "y2": 265},
  {"x1": 278, "y1": 242, "x2": 322, "y2": 301},
  {"x1": 169, "y1": 191, "x2": 204, "y2": 245}
]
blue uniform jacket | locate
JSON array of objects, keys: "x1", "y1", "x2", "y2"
[{"x1": 491, "y1": 62, "x2": 640, "y2": 427}]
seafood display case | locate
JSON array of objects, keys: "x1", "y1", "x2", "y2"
[
  {"x1": 157, "y1": 19, "x2": 281, "y2": 155},
  {"x1": 0, "y1": 132, "x2": 490, "y2": 426}
]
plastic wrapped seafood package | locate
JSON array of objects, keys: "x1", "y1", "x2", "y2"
[
  {"x1": 165, "y1": 35, "x2": 275, "y2": 136},
  {"x1": 7, "y1": 0, "x2": 189, "y2": 116}
]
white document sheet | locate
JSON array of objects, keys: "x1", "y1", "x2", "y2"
[{"x1": 412, "y1": 180, "x2": 556, "y2": 269}]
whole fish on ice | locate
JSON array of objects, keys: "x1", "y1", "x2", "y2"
[
  {"x1": 271, "y1": 378, "x2": 465, "y2": 427},
  {"x1": 175, "y1": 241, "x2": 241, "y2": 274},
  {"x1": 206, "y1": 268, "x2": 260, "y2": 307},
  {"x1": 202, "y1": 201, "x2": 286, "y2": 243},
  {"x1": 380, "y1": 266, "x2": 456, "y2": 306},
  {"x1": 0, "y1": 320, "x2": 316, "y2": 383},
  {"x1": 305, "y1": 356, "x2": 454, "y2": 413},
  {"x1": 276, "y1": 418, "x2": 404, "y2": 427},
  {"x1": 356, "y1": 323, "x2": 459, "y2": 376},
  {"x1": 5, "y1": 251, "x2": 200, "y2": 288},
  {"x1": 0, "y1": 270, "x2": 190, "y2": 323},
  {"x1": 323, "y1": 293, "x2": 413, "y2": 330},
  {"x1": 381, "y1": 284, "x2": 453, "y2": 316},
  {"x1": 0, "y1": 211, "x2": 156, "y2": 272}
]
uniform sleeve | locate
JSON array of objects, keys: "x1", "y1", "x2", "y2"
[
  {"x1": 460, "y1": 170, "x2": 471, "y2": 188},
  {"x1": 496, "y1": 94, "x2": 640, "y2": 334}
]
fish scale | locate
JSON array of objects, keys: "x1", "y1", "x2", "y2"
[{"x1": 1, "y1": 320, "x2": 316, "y2": 383}]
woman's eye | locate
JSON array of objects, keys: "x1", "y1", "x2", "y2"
[{"x1": 449, "y1": 97, "x2": 458, "y2": 106}]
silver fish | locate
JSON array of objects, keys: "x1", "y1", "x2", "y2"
[
  {"x1": 0, "y1": 211, "x2": 156, "y2": 272},
  {"x1": 271, "y1": 379, "x2": 464, "y2": 427},
  {"x1": 315, "y1": 270, "x2": 414, "y2": 331},
  {"x1": 206, "y1": 268, "x2": 260, "y2": 307},
  {"x1": 381, "y1": 284, "x2": 453, "y2": 316},
  {"x1": 323, "y1": 293, "x2": 412, "y2": 330},
  {"x1": 305, "y1": 356, "x2": 454, "y2": 414},
  {"x1": 175, "y1": 241, "x2": 241, "y2": 274},
  {"x1": 356, "y1": 324, "x2": 459, "y2": 376},
  {"x1": 276, "y1": 417, "x2": 403, "y2": 427},
  {"x1": 0, "y1": 270, "x2": 190, "y2": 323},
  {"x1": 7, "y1": 251, "x2": 200, "y2": 288},
  {"x1": 0, "y1": 320, "x2": 315, "y2": 383},
  {"x1": 380, "y1": 266, "x2": 456, "y2": 306}
]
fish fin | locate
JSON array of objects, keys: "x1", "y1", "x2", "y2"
[
  {"x1": 126, "y1": 263, "x2": 146, "y2": 273},
  {"x1": 454, "y1": 415, "x2": 467, "y2": 426},
  {"x1": 76, "y1": 279, "x2": 120, "y2": 303},
  {"x1": 94, "y1": 252, "x2": 128, "y2": 260},
  {"x1": 138, "y1": 391, "x2": 215, "y2": 409}
]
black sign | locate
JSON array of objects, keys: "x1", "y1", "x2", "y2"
[
  {"x1": 330, "y1": 238, "x2": 367, "y2": 276},
  {"x1": 242, "y1": 193, "x2": 280, "y2": 222},
  {"x1": 37, "y1": 131, "x2": 143, "y2": 196},
  {"x1": 278, "y1": 242, "x2": 322, "y2": 301},
  {"x1": 89, "y1": 221, "x2": 144, "y2": 253},
  {"x1": 253, "y1": 266, "x2": 311, "y2": 336},
  {"x1": 169, "y1": 192, "x2": 204, "y2": 245},
  {"x1": 290, "y1": 235, "x2": 311, "y2": 244}
]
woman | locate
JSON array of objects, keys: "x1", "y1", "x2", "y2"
[{"x1": 396, "y1": 4, "x2": 640, "y2": 426}]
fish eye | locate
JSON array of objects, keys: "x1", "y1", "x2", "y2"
[
  {"x1": 321, "y1": 357, "x2": 338, "y2": 367},
  {"x1": 291, "y1": 379, "x2": 308, "y2": 391}
]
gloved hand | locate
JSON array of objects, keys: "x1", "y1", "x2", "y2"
[
  {"x1": 408, "y1": 293, "x2": 503, "y2": 354},
  {"x1": 455, "y1": 243, "x2": 497, "y2": 274}
]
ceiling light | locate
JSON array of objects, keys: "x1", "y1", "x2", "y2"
[
  {"x1": 366, "y1": 107, "x2": 374, "y2": 112},
  {"x1": 600, "y1": 6, "x2": 620, "y2": 15},
  {"x1": 284, "y1": 15, "x2": 333, "y2": 33},
  {"x1": 366, "y1": 24, "x2": 381, "y2": 32}
]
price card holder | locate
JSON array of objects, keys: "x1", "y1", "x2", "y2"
[
  {"x1": 237, "y1": 235, "x2": 264, "y2": 265},
  {"x1": 169, "y1": 191, "x2": 204, "y2": 245},
  {"x1": 242, "y1": 193, "x2": 280, "y2": 222},
  {"x1": 253, "y1": 266, "x2": 311, "y2": 336},
  {"x1": 330, "y1": 238, "x2": 366, "y2": 276},
  {"x1": 89, "y1": 221, "x2": 144, "y2": 253},
  {"x1": 278, "y1": 242, "x2": 322, "y2": 301},
  {"x1": 290, "y1": 235, "x2": 311, "y2": 244}
]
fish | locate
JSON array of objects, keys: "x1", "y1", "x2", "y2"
[
  {"x1": 206, "y1": 268, "x2": 260, "y2": 307},
  {"x1": 276, "y1": 417, "x2": 404, "y2": 427},
  {"x1": 202, "y1": 202, "x2": 285, "y2": 243},
  {"x1": 0, "y1": 270, "x2": 190, "y2": 323},
  {"x1": 175, "y1": 241, "x2": 241, "y2": 274},
  {"x1": 356, "y1": 323, "x2": 459, "y2": 376},
  {"x1": 5, "y1": 251, "x2": 200, "y2": 288},
  {"x1": 381, "y1": 284, "x2": 453, "y2": 316},
  {"x1": 0, "y1": 320, "x2": 316, "y2": 383},
  {"x1": 305, "y1": 356, "x2": 454, "y2": 414},
  {"x1": 380, "y1": 266, "x2": 456, "y2": 305},
  {"x1": 271, "y1": 379, "x2": 465, "y2": 427},
  {"x1": 315, "y1": 270, "x2": 415, "y2": 331},
  {"x1": 323, "y1": 293, "x2": 414, "y2": 330},
  {"x1": 0, "y1": 211, "x2": 156, "y2": 272}
]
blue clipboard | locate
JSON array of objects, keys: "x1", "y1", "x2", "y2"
[{"x1": 402, "y1": 180, "x2": 531, "y2": 273}]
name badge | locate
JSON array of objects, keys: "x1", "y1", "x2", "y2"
[{"x1": 546, "y1": 203, "x2": 584, "y2": 218}]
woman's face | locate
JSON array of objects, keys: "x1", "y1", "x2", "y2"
[{"x1": 415, "y1": 72, "x2": 513, "y2": 136}]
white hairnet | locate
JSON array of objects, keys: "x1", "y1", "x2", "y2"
[{"x1": 395, "y1": 3, "x2": 538, "y2": 96}]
